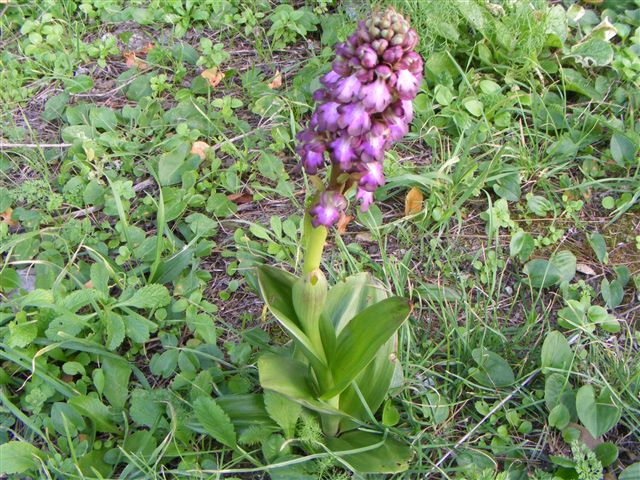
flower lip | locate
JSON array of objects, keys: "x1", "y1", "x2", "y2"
[
  {"x1": 359, "y1": 78, "x2": 392, "y2": 113},
  {"x1": 309, "y1": 191, "x2": 347, "y2": 227},
  {"x1": 329, "y1": 134, "x2": 359, "y2": 169},
  {"x1": 337, "y1": 102, "x2": 371, "y2": 137},
  {"x1": 334, "y1": 75, "x2": 362, "y2": 103}
]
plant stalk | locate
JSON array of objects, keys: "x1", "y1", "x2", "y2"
[{"x1": 302, "y1": 219, "x2": 327, "y2": 274}]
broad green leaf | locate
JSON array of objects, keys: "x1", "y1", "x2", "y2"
[
  {"x1": 620, "y1": 462, "x2": 640, "y2": 480},
  {"x1": 64, "y1": 74, "x2": 94, "y2": 94},
  {"x1": 193, "y1": 396, "x2": 237, "y2": 448},
  {"x1": 422, "y1": 391, "x2": 450, "y2": 425},
  {"x1": 588, "y1": 232, "x2": 608, "y2": 264},
  {"x1": 509, "y1": 230, "x2": 534, "y2": 262},
  {"x1": 0, "y1": 441, "x2": 44, "y2": 475},
  {"x1": 463, "y1": 98, "x2": 484, "y2": 117},
  {"x1": 551, "y1": 250, "x2": 576, "y2": 283},
  {"x1": 523, "y1": 259, "x2": 562, "y2": 288},
  {"x1": 587, "y1": 305, "x2": 620, "y2": 333},
  {"x1": 102, "y1": 357, "x2": 131, "y2": 410},
  {"x1": 570, "y1": 38, "x2": 614, "y2": 67},
  {"x1": 258, "y1": 353, "x2": 340, "y2": 416},
  {"x1": 264, "y1": 391, "x2": 302, "y2": 439},
  {"x1": 548, "y1": 404, "x2": 570, "y2": 430},
  {"x1": 576, "y1": 385, "x2": 620, "y2": 438},
  {"x1": 610, "y1": 133, "x2": 637, "y2": 166},
  {"x1": 541, "y1": 331, "x2": 573, "y2": 374},
  {"x1": 69, "y1": 395, "x2": 118, "y2": 433},
  {"x1": 150, "y1": 247, "x2": 193, "y2": 284},
  {"x1": 594, "y1": 442, "x2": 618, "y2": 468},
  {"x1": 257, "y1": 266, "x2": 326, "y2": 369},
  {"x1": 601, "y1": 278, "x2": 624, "y2": 309},
  {"x1": 117, "y1": 284, "x2": 170, "y2": 309},
  {"x1": 0, "y1": 268, "x2": 21, "y2": 292},
  {"x1": 42, "y1": 92, "x2": 69, "y2": 121},
  {"x1": 470, "y1": 348, "x2": 514, "y2": 388},
  {"x1": 105, "y1": 311, "x2": 125, "y2": 351},
  {"x1": 544, "y1": 373, "x2": 573, "y2": 411},
  {"x1": 558, "y1": 300, "x2": 587, "y2": 330},
  {"x1": 158, "y1": 144, "x2": 190, "y2": 186},
  {"x1": 217, "y1": 394, "x2": 274, "y2": 428},
  {"x1": 325, "y1": 430, "x2": 412, "y2": 474},
  {"x1": 382, "y1": 400, "x2": 400, "y2": 426},
  {"x1": 323, "y1": 297, "x2": 411, "y2": 399}
]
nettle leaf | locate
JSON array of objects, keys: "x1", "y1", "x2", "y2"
[
  {"x1": 193, "y1": 396, "x2": 237, "y2": 448},
  {"x1": 104, "y1": 311, "x2": 126, "y2": 351},
  {"x1": 470, "y1": 348, "x2": 514, "y2": 388},
  {"x1": 0, "y1": 441, "x2": 44, "y2": 475},
  {"x1": 541, "y1": 331, "x2": 573, "y2": 374},
  {"x1": 263, "y1": 390, "x2": 301, "y2": 439},
  {"x1": 117, "y1": 284, "x2": 170, "y2": 309},
  {"x1": 576, "y1": 385, "x2": 620, "y2": 438}
]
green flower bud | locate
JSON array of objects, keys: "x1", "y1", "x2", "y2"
[{"x1": 391, "y1": 34, "x2": 404, "y2": 46}]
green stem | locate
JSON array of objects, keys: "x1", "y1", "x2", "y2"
[
  {"x1": 321, "y1": 395, "x2": 341, "y2": 437},
  {"x1": 302, "y1": 219, "x2": 327, "y2": 274}
]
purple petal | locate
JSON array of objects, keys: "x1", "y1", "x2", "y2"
[
  {"x1": 395, "y1": 69, "x2": 420, "y2": 100},
  {"x1": 359, "y1": 78, "x2": 392, "y2": 113},
  {"x1": 382, "y1": 46, "x2": 403, "y2": 64},
  {"x1": 317, "y1": 102, "x2": 341, "y2": 132},
  {"x1": 310, "y1": 191, "x2": 347, "y2": 227},
  {"x1": 375, "y1": 64, "x2": 392, "y2": 79},
  {"x1": 320, "y1": 70, "x2": 342, "y2": 87},
  {"x1": 384, "y1": 113, "x2": 409, "y2": 141},
  {"x1": 313, "y1": 88, "x2": 328, "y2": 102},
  {"x1": 357, "y1": 45, "x2": 378, "y2": 69},
  {"x1": 334, "y1": 75, "x2": 362, "y2": 103},
  {"x1": 301, "y1": 148, "x2": 325, "y2": 174},
  {"x1": 402, "y1": 29, "x2": 418, "y2": 51},
  {"x1": 332, "y1": 59, "x2": 351, "y2": 76},
  {"x1": 329, "y1": 135, "x2": 358, "y2": 169},
  {"x1": 401, "y1": 100, "x2": 414, "y2": 123},
  {"x1": 401, "y1": 51, "x2": 424, "y2": 75},
  {"x1": 359, "y1": 161, "x2": 385, "y2": 191},
  {"x1": 338, "y1": 103, "x2": 371, "y2": 136},
  {"x1": 336, "y1": 42, "x2": 355, "y2": 59},
  {"x1": 359, "y1": 123, "x2": 387, "y2": 161},
  {"x1": 355, "y1": 188, "x2": 374, "y2": 212}
]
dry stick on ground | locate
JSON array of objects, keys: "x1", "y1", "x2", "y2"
[
  {"x1": 0, "y1": 143, "x2": 72, "y2": 148},
  {"x1": 429, "y1": 333, "x2": 581, "y2": 475}
]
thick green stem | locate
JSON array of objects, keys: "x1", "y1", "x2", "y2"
[
  {"x1": 302, "y1": 220, "x2": 327, "y2": 274},
  {"x1": 321, "y1": 395, "x2": 341, "y2": 437}
]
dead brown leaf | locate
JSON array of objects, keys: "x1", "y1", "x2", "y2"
[
  {"x1": 268, "y1": 70, "x2": 283, "y2": 89},
  {"x1": 404, "y1": 187, "x2": 424, "y2": 216},
  {"x1": 336, "y1": 214, "x2": 353, "y2": 233},
  {"x1": 227, "y1": 192, "x2": 253, "y2": 205},
  {"x1": 191, "y1": 141, "x2": 211, "y2": 160},
  {"x1": 576, "y1": 263, "x2": 596, "y2": 276},
  {"x1": 123, "y1": 51, "x2": 147, "y2": 70},
  {"x1": 139, "y1": 42, "x2": 154, "y2": 54},
  {"x1": 201, "y1": 67, "x2": 225, "y2": 87},
  {"x1": 0, "y1": 208, "x2": 18, "y2": 228}
]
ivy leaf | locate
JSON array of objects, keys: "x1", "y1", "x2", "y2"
[{"x1": 193, "y1": 396, "x2": 237, "y2": 448}]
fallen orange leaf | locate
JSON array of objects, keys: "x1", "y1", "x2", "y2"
[
  {"x1": 268, "y1": 71, "x2": 283, "y2": 89},
  {"x1": 124, "y1": 51, "x2": 147, "y2": 69},
  {"x1": 404, "y1": 187, "x2": 424, "y2": 216},
  {"x1": 201, "y1": 67, "x2": 224, "y2": 87},
  {"x1": 336, "y1": 213, "x2": 353, "y2": 233},
  {"x1": 191, "y1": 141, "x2": 211, "y2": 160},
  {"x1": 0, "y1": 208, "x2": 17, "y2": 227},
  {"x1": 227, "y1": 192, "x2": 253, "y2": 205},
  {"x1": 139, "y1": 42, "x2": 154, "y2": 54}
]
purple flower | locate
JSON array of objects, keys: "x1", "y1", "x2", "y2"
[
  {"x1": 401, "y1": 100, "x2": 414, "y2": 123},
  {"x1": 316, "y1": 102, "x2": 341, "y2": 132},
  {"x1": 359, "y1": 161, "x2": 385, "y2": 191},
  {"x1": 375, "y1": 64, "x2": 392, "y2": 79},
  {"x1": 357, "y1": 45, "x2": 378, "y2": 69},
  {"x1": 384, "y1": 111, "x2": 409, "y2": 141},
  {"x1": 359, "y1": 78, "x2": 392, "y2": 113},
  {"x1": 336, "y1": 42, "x2": 354, "y2": 59},
  {"x1": 382, "y1": 46, "x2": 404, "y2": 64},
  {"x1": 334, "y1": 75, "x2": 361, "y2": 103},
  {"x1": 321, "y1": 70, "x2": 341, "y2": 87},
  {"x1": 332, "y1": 59, "x2": 351, "y2": 76},
  {"x1": 301, "y1": 147, "x2": 325, "y2": 174},
  {"x1": 401, "y1": 51, "x2": 424, "y2": 75},
  {"x1": 402, "y1": 30, "x2": 419, "y2": 51},
  {"x1": 395, "y1": 69, "x2": 420, "y2": 100},
  {"x1": 359, "y1": 122, "x2": 387, "y2": 161},
  {"x1": 355, "y1": 187, "x2": 374, "y2": 211},
  {"x1": 338, "y1": 102, "x2": 371, "y2": 136},
  {"x1": 329, "y1": 135, "x2": 358, "y2": 169},
  {"x1": 310, "y1": 191, "x2": 347, "y2": 227}
]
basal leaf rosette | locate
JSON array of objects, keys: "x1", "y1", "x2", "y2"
[{"x1": 296, "y1": 7, "x2": 423, "y2": 227}]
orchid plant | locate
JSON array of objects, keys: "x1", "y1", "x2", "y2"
[{"x1": 256, "y1": 8, "x2": 422, "y2": 473}]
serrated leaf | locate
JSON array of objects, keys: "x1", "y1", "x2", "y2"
[
  {"x1": 0, "y1": 442, "x2": 44, "y2": 475},
  {"x1": 105, "y1": 311, "x2": 125, "y2": 350},
  {"x1": 193, "y1": 396, "x2": 237, "y2": 448},
  {"x1": 264, "y1": 391, "x2": 301, "y2": 439},
  {"x1": 117, "y1": 284, "x2": 170, "y2": 309}
]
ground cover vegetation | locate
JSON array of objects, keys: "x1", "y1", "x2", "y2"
[{"x1": 0, "y1": 0, "x2": 639, "y2": 478}]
